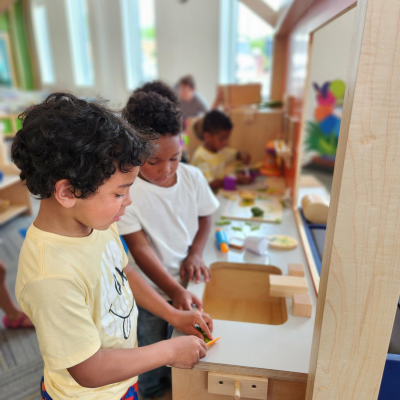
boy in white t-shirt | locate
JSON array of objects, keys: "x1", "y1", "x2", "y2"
[{"x1": 118, "y1": 85, "x2": 219, "y2": 399}]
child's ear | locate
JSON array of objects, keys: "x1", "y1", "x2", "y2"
[{"x1": 54, "y1": 179, "x2": 77, "y2": 209}]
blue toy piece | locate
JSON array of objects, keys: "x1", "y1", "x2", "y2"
[{"x1": 215, "y1": 229, "x2": 229, "y2": 253}]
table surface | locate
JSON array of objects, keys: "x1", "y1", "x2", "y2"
[{"x1": 173, "y1": 186, "x2": 330, "y2": 376}]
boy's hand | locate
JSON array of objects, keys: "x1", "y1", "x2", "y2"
[
  {"x1": 172, "y1": 287, "x2": 203, "y2": 311},
  {"x1": 168, "y1": 336, "x2": 207, "y2": 369},
  {"x1": 171, "y1": 309, "x2": 213, "y2": 341},
  {"x1": 237, "y1": 174, "x2": 254, "y2": 185},
  {"x1": 238, "y1": 151, "x2": 251, "y2": 165},
  {"x1": 180, "y1": 253, "x2": 211, "y2": 284}
]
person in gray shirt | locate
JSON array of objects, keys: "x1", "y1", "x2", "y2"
[{"x1": 177, "y1": 75, "x2": 209, "y2": 120}]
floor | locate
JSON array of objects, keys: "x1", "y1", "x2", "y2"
[
  {"x1": 0, "y1": 170, "x2": 334, "y2": 400},
  {"x1": 0, "y1": 197, "x2": 43, "y2": 400}
]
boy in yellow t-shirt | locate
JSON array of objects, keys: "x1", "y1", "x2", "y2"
[
  {"x1": 191, "y1": 110, "x2": 251, "y2": 190},
  {"x1": 12, "y1": 93, "x2": 213, "y2": 400}
]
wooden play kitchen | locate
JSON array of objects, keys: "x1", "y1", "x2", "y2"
[
  {"x1": 172, "y1": 193, "x2": 317, "y2": 400},
  {"x1": 173, "y1": 0, "x2": 400, "y2": 399}
]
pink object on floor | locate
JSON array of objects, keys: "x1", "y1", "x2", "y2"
[{"x1": 2, "y1": 312, "x2": 34, "y2": 329}]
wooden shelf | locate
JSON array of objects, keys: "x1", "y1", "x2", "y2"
[
  {"x1": 0, "y1": 204, "x2": 28, "y2": 225},
  {"x1": 0, "y1": 174, "x2": 21, "y2": 190}
]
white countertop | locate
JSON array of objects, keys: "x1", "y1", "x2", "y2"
[{"x1": 173, "y1": 194, "x2": 320, "y2": 378}]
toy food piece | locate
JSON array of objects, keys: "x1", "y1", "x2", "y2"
[
  {"x1": 207, "y1": 337, "x2": 221, "y2": 346},
  {"x1": 229, "y1": 237, "x2": 245, "y2": 250},
  {"x1": 195, "y1": 325, "x2": 211, "y2": 343},
  {"x1": 301, "y1": 194, "x2": 329, "y2": 224},
  {"x1": 239, "y1": 190, "x2": 256, "y2": 201},
  {"x1": 267, "y1": 234, "x2": 298, "y2": 250},
  {"x1": 251, "y1": 206, "x2": 264, "y2": 217},
  {"x1": 240, "y1": 199, "x2": 255, "y2": 207},
  {"x1": 215, "y1": 220, "x2": 231, "y2": 226},
  {"x1": 223, "y1": 175, "x2": 237, "y2": 191}
]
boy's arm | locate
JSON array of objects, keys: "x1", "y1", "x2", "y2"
[
  {"x1": 123, "y1": 264, "x2": 212, "y2": 339},
  {"x1": 208, "y1": 178, "x2": 224, "y2": 190},
  {"x1": 181, "y1": 215, "x2": 212, "y2": 284},
  {"x1": 68, "y1": 334, "x2": 206, "y2": 388},
  {"x1": 123, "y1": 231, "x2": 203, "y2": 311},
  {"x1": 68, "y1": 265, "x2": 214, "y2": 389}
]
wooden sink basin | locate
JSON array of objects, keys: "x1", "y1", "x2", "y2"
[{"x1": 202, "y1": 262, "x2": 288, "y2": 325}]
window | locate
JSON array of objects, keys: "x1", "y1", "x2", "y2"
[
  {"x1": 65, "y1": 0, "x2": 94, "y2": 87},
  {"x1": 31, "y1": 1, "x2": 55, "y2": 85},
  {"x1": 220, "y1": 0, "x2": 274, "y2": 99},
  {"x1": 236, "y1": 2, "x2": 274, "y2": 98},
  {"x1": 137, "y1": 0, "x2": 158, "y2": 83},
  {"x1": 121, "y1": 0, "x2": 158, "y2": 90}
]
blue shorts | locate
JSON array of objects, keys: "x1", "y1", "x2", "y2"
[{"x1": 40, "y1": 376, "x2": 139, "y2": 400}]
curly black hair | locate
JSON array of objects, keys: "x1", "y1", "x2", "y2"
[
  {"x1": 133, "y1": 80, "x2": 179, "y2": 106},
  {"x1": 122, "y1": 91, "x2": 183, "y2": 136},
  {"x1": 12, "y1": 92, "x2": 156, "y2": 199},
  {"x1": 203, "y1": 110, "x2": 233, "y2": 135}
]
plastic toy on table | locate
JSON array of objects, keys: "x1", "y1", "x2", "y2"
[
  {"x1": 260, "y1": 140, "x2": 282, "y2": 177},
  {"x1": 215, "y1": 229, "x2": 229, "y2": 253}
]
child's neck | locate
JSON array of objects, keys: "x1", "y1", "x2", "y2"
[
  {"x1": 204, "y1": 143, "x2": 218, "y2": 154},
  {"x1": 139, "y1": 172, "x2": 177, "y2": 188},
  {"x1": 34, "y1": 198, "x2": 92, "y2": 238}
]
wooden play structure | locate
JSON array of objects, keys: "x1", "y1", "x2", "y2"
[
  {"x1": 0, "y1": 132, "x2": 32, "y2": 225},
  {"x1": 173, "y1": 0, "x2": 400, "y2": 399}
]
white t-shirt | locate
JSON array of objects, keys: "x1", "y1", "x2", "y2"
[{"x1": 117, "y1": 163, "x2": 219, "y2": 298}]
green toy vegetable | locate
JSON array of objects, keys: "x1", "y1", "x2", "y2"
[
  {"x1": 195, "y1": 325, "x2": 211, "y2": 343},
  {"x1": 215, "y1": 220, "x2": 231, "y2": 226},
  {"x1": 232, "y1": 226, "x2": 243, "y2": 231},
  {"x1": 251, "y1": 206, "x2": 265, "y2": 217},
  {"x1": 251, "y1": 225, "x2": 260, "y2": 231}
]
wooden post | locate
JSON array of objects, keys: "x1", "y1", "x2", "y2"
[{"x1": 306, "y1": 0, "x2": 400, "y2": 399}]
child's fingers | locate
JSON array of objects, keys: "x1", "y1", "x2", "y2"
[
  {"x1": 202, "y1": 313, "x2": 214, "y2": 332},
  {"x1": 199, "y1": 340, "x2": 207, "y2": 358},
  {"x1": 184, "y1": 298, "x2": 193, "y2": 311},
  {"x1": 195, "y1": 267, "x2": 201, "y2": 283},
  {"x1": 200, "y1": 266, "x2": 211, "y2": 282},
  {"x1": 191, "y1": 326, "x2": 206, "y2": 340},
  {"x1": 197, "y1": 317, "x2": 213, "y2": 341},
  {"x1": 180, "y1": 267, "x2": 186, "y2": 281},
  {"x1": 191, "y1": 294, "x2": 203, "y2": 312},
  {"x1": 187, "y1": 265, "x2": 194, "y2": 281}
]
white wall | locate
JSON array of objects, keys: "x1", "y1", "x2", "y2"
[
  {"x1": 154, "y1": 0, "x2": 221, "y2": 106},
  {"x1": 32, "y1": 0, "x2": 222, "y2": 108},
  {"x1": 34, "y1": 0, "x2": 132, "y2": 108}
]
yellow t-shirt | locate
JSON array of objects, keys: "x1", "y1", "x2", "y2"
[
  {"x1": 191, "y1": 145, "x2": 237, "y2": 182},
  {"x1": 15, "y1": 223, "x2": 138, "y2": 400}
]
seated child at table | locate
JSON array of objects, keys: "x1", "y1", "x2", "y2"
[
  {"x1": 191, "y1": 110, "x2": 251, "y2": 190},
  {"x1": 12, "y1": 93, "x2": 212, "y2": 400},
  {"x1": 117, "y1": 86, "x2": 219, "y2": 399}
]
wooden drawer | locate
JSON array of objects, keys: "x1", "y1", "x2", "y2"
[{"x1": 172, "y1": 368, "x2": 306, "y2": 400}]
